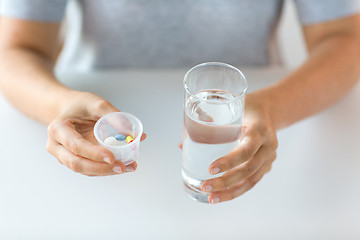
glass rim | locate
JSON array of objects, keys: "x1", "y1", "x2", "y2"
[
  {"x1": 93, "y1": 112, "x2": 143, "y2": 149},
  {"x1": 183, "y1": 62, "x2": 248, "y2": 100}
]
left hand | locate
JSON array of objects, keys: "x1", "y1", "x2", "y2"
[{"x1": 201, "y1": 93, "x2": 278, "y2": 204}]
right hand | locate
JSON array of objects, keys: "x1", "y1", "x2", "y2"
[{"x1": 46, "y1": 91, "x2": 146, "y2": 176}]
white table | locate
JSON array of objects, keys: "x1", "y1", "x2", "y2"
[{"x1": 0, "y1": 68, "x2": 359, "y2": 239}]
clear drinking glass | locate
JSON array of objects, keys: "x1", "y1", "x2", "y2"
[{"x1": 182, "y1": 62, "x2": 247, "y2": 203}]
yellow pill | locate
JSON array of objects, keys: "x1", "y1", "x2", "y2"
[{"x1": 126, "y1": 136, "x2": 134, "y2": 143}]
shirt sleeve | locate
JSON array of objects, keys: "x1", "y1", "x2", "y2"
[
  {"x1": 294, "y1": 0, "x2": 360, "y2": 25},
  {"x1": 0, "y1": 0, "x2": 68, "y2": 22}
]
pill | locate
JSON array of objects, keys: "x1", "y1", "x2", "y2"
[
  {"x1": 126, "y1": 136, "x2": 134, "y2": 143},
  {"x1": 104, "y1": 136, "x2": 118, "y2": 146},
  {"x1": 115, "y1": 134, "x2": 126, "y2": 141}
]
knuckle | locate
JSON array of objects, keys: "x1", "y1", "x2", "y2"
[
  {"x1": 257, "y1": 125, "x2": 268, "y2": 136},
  {"x1": 56, "y1": 157, "x2": 64, "y2": 165},
  {"x1": 45, "y1": 140, "x2": 52, "y2": 153},
  {"x1": 224, "y1": 190, "x2": 238, "y2": 201},
  {"x1": 229, "y1": 192, "x2": 238, "y2": 201},
  {"x1": 68, "y1": 158, "x2": 81, "y2": 173},
  {"x1": 94, "y1": 98, "x2": 111, "y2": 112},
  {"x1": 219, "y1": 158, "x2": 232, "y2": 171},
  {"x1": 264, "y1": 124, "x2": 273, "y2": 134},
  {"x1": 272, "y1": 151, "x2": 277, "y2": 162},
  {"x1": 47, "y1": 122, "x2": 57, "y2": 136},
  {"x1": 248, "y1": 130, "x2": 261, "y2": 143},
  {"x1": 224, "y1": 172, "x2": 241, "y2": 189},
  {"x1": 247, "y1": 175, "x2": 260, "y2": 188},
  {"x1": 273, "y1": 137, "x2": 279, "y2": 149},
  {"x1": 96, "y1": 165, "x2": 107, "y2": 175},
  {"x1": 222, "y1": 170, "x2": 240, "y2": 189},
  {"x1": 269, "y1": 135, "x2": 278, "y2": 149},
  {"x1": 252, "y1": 122, "x2": 274, "y2": 140},
  {"x1": 68, "y1": 140, "x2": 80, "y2": 154},
  {"x1": 217, "y1": 177, "x2": 227, "y2": 189},
  {"x1": 252, "y1": 123, "x2": 269, "y2": 138},
  {"x1": 241, "y1": 146, "x2": 253, "y2": 161},
  {"x1": 245, "y1": 164, "x2": 254, "y2": 176}
]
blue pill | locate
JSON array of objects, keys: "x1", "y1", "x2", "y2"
[{"x1": 115, "y1": 134, "x2": 126, "y2": 141}]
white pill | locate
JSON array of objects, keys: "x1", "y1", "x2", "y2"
[{"x1": 104, "y1": 136, "x2": 118, "y2": 146}]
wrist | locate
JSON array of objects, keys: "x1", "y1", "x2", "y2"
[
  {"x1": 55, "y1": 89, "x2": 84, "y2": 118},
  {"x1": 245, "y1": 88, "x2": 277, "y2": 129}
]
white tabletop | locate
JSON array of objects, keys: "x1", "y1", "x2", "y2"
[{"x1": 0, "y1": 68, "x2": 359, "y2": 239}]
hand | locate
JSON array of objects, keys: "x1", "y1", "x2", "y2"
[
  {"x1": 201, "y1": 93, "x2": 278, "y2": 203},
  {"x1": 46, "y1": 91, "x2": 146, "y2": 176}
]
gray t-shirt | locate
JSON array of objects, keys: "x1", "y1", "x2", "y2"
[{"x1": 1, "y1": 0, "x2": 360, "y2": 70}]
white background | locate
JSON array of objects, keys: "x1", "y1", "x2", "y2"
[
  {"x1": 2, "y1": 1, "x2": 360, "y2": 239},
  {"x1": 1, "y1": 68, "x2": 360, "y2": 239}
]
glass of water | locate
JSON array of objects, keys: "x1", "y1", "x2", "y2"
[{"x1": 182, "y1": 62, "x2": 247, "y2": 203}]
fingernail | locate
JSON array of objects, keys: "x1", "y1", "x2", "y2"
[
  {"x1": 211, "y1": 197, "x2": 220, "y2": 204},
  {"x1": 204, "y1": 185, "x2": 213, "y2": 192},
  {"x1": 104, "y1": 157, "x2": 111, "y2": 164},
  {"x1": 113, "y1": 166, "x2": 122, "y2": 174},
  {"x1": 211, "y1": 167, "x2": 220, "y2": 175},
  {"x1": 126, "y1": 165, "x2": 134, "y2": 172}
]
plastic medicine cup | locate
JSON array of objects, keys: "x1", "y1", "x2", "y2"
[{"x1": 94, "y1": 112, "x2": 143, "y2": 165}]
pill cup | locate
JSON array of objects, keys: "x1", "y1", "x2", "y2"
[{"x1": 94, "y1": 112, "x2": 143, "y2": 165}]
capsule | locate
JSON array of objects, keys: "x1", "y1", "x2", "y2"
[
  {"x1": 126, "y1": 135, "x2": 134, "y2": 144},
  {"x1": 115, "y1": 134, "x2": 126, "y2": 141}
]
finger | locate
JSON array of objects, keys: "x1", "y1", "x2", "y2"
[
  {"x1": 91, "y1": 99, "x2": 146, "y2": 143},
  {"x1": 140, "y1": 133, "x2": 147, "y2": 142},
  {"x1": 99, "y1": 112, "x2": 145, "y2": 143},
  {"x1": 196, "y1": 107, "x2": 214, "y2": 122},
  {"x1": 208, "y1": 162, "x2": 272, "y2": 204},
  {"x1": 125, "y1": 161, "x2": 138, "y2": 173},
  {"x1": 208, "y1": 129, "x2": 263, "y2": 175},
  {"x1": 53, "y1": 143, "x2": 127, "y2": 176},
  {"x1": 75, "y1": 162, "x2": 138, "y2": 176},
  {"x1": 46, "y1": 138, "x2": 64, "y2": 165},
  {"x1": 92, "y1": 100, "x2": 132, "y2": 137},
  {"x1": 94, "y1": 99, "x2": 120, "y2": 117},
  {"x1": 49, "y1": 121, "x2": 115, "y2": 164},
  {"x1": 103, "y1": 114, "x2": 133, "y2": 135},
  {"x1": 202, "y1": 146, "x2": 274, "y2": 192}
]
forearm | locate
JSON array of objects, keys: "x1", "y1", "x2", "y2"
[
  {"x1": 255, "y1": 35, "x2": 360, "y2": 129},
  {"x1": 0, "y1": 48, "x2": 74, "y2": 124}
]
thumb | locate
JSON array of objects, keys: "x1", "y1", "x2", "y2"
[
  {"x1": 95, "y1": 99, "x2": 120, "y2": 117},
  {"x1": 94, "y1": 98, "x2": 147, "y2": 141}
]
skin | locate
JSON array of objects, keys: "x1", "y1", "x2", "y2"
[
  {"x1": 202, "y1": 15, "x2": 360, "y2": 204},
  {"x1": 0, "y1": 14, "x2": 360, "y2": 200},
  {"x1": 0, "y1": 18, "x2": 146, "y2": 176}
]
